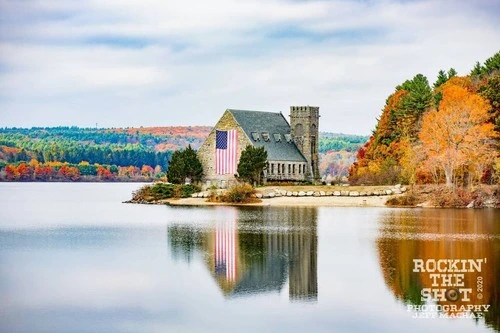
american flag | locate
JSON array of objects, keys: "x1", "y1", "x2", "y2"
[
  {"x1": 215, "y1": 219, "x2": 237, "y2": 282},
  {"x1": 216, "y1": 129, "x2": 237, "y2": 175}
]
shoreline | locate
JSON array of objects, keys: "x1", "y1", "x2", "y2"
[
  {"x1": 162, "y1": 195, "x2": 392, "y2": 207},
  {"x1": 124, "y1": 184, "x2": 499, "y2": 209}
]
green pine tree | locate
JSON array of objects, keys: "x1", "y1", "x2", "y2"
[
  {"x1": 237, "y1": 145, "x2": 268, "y2": 185},
  {"x1": 166, "y1": 145, "x2": 203, "y2": 184}
]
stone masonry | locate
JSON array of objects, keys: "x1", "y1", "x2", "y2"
[{"x1": 197, "y1": 110, "x2": 252, "y2": 188}]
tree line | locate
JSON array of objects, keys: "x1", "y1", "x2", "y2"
[{"x1": 349, "y1": 51, "x2": 500, "y2": 186}]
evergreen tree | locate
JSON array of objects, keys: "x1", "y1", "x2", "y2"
[
  {"x1": 433, "y1": 70, "x2": 448, "y2": 88},
  {"x1": 470, "y1": 61, "x2": 484, "y2": 76},
  {"x1": 237, "y1": 145, "x2": 268, "y2": 185},
  {"x1": 166, "y1": 145, "x2": 203, "y2": 184}
]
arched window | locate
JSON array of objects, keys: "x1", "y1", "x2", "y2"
[{"x1": 295, "y1": 123, "x2": 303, "y2": 137}]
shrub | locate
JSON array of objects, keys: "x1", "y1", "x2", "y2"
[
  {"x1": 131, "y1": 183, "x2": 201, "y2": 202},
  {"x1": 209, "y1": 183, "x2": 258, "y2": 203},
  {"x1": 174, "y1": 184, "x2": 201, "y2": 198},
  {"x1": 223, "y1": 183, "x2": 256, "y2": 203},
  {"x1": 386, "y1": 189, "x2": 420, "y2": 207},
  {"x1": 430, "y1": 187, "x2": 473, "y2": 207}
]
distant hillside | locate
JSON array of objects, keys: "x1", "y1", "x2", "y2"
[{"x1": 0, "y1": 126, "x2": 366, "y2": 180}]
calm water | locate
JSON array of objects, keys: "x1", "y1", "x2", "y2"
[{"x1": 0, "y1": 183, "x2": 499, "y2": 333}]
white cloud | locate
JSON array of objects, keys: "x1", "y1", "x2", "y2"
[{"x1": 0, "y1": 0, "x2": 499, "y2": 134}]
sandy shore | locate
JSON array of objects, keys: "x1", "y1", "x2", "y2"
[{"x1": 164, "y1": 195, "x2": 391, "y2": 207}]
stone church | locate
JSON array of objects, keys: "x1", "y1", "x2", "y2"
[{"x1": 197, "y1": 106, "x2": 320, "y2": 187}]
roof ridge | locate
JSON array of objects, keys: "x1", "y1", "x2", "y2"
[{"x1": 227, "y1": 109, "x2": 282, "y2": 114}]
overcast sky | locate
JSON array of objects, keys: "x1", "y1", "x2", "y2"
[{"x1": 0, "y1": 0, "x2": 499, "y2": 134}]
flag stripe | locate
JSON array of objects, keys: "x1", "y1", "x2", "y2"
[
  {"x1": 216, "y1": 129, "x2": 237, "y2": 175},
  {"x1": 214, "y1": 219, "x2": 237, "y2": 282}
]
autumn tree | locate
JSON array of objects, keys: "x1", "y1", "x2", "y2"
[
  {"x1": 96, "y1": 166, "x2": 113, "y2": 180},
  {"x1": 17, "y1": 163, "x2": 32, "y2": 180},
  {"x1": 237, "y1": 145, "x2": 268, "y2": 185},
  {"x1": 141, "y1": 165, "x2": 154, "y2": 177},
  {"x1": 5, "y1": 165, "x2": 20, "y2": 180},
  {"x1": 419, "y1": 85, "x2": 496, "y2": 187}
]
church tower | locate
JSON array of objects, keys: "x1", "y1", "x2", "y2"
[{"x1": 289, "y1": 106, "x2": 320, "y2": 181}]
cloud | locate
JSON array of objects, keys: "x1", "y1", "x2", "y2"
[{"x1": 0, "y1": 0, "x2": 499, "y2": 134}]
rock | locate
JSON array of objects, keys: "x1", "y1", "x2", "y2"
[
  {"x1": 395, "y1": 184, "x2": 401, "y2": 189},
  {"x1": 263, "y1": 193, "x2": 270, "y2": 199},
  {"x1": 393, "y1": 188, "x2": 402, "y2": 194},
  {"x1": 298, "y1": 191, "x2": 306, "y2": 197},
  {"x1": 366, "y1": 191, "x2": 373, "y2": 196},
  {"x1": 268, "y1": 192, "x2": 275, "y2": 198},
  {"x1": 326, "y1": 191, "x2": 332, "y2": 196},
  {"x1": 385, "y1": 190, "x2": 393, "y2": 195},
  {"x1": 256, "y1": 193, "x2": 263, "y2": 199},
  {"x1": 274, "y1": 192, "x2": 282, "y2": 197},
  {"x1": 191, "y1": 193, "x2": 198, "y2": 198},
  {"x1": 281, "y1": 190, "x2": 288, "y2": 196},
  {"x1": 319, "y1": 191, "x2": 326, "y2": 196},
  {"x1": 306, "y1": 191, "x2": 314, "y2": 196},
  {"x1": 401, "y1": 187, "x2": 407, "y2": 192},
  {"x1": 286, "y1": 191, "x2": 293, "y2": 197},
  {"x1": 333, "y1": 191, "x2": 341, "y2": 196},
  {"x1": 341, "y1": 190, "x2": 349, "y2": 196},
  {"x1": 313, "y1": 191, "x2": 321, "y2": 197},
  {"x1": 466, "y1": 201, "x2": 474, "y2": 208},
  {"x1": 484, "y1": 199, "x2": 495, "y2": 208},
  {"x1": 360, "y1": 191, "x2": 367, "y2": 196},
  {"x1": 349, "y1": 191, "x2": 360, "y2": 197},
  {"x1": 292, "y1": 191, "x2": 298, "y2": 197},
  {"x1": 203, "y1": 192, "x2": 209, "y2": 198}
]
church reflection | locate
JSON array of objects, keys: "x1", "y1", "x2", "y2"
[
  {"x1": 168, "y1": 206, "x2": 318, "y2": 302},
  {"x1": 376, "y1": 209, "x2": 500, "y2": 332}
]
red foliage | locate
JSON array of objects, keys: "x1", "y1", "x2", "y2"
[
  {"x1": 17, "y1": 163, "x2": 32, "y2": 180},
  {"x1": 35, "y1": 166, "x2": 55, "y2": 180},
  {"x1": 58, "y1": 165, "x2": 80, "y2": 181},
  {"x1": 5, "y1": 165, "x2": 20, "y2": 180},
  {"x1": 96, "y1": 166, "x2": 114, "y2": 180},
  {"x1": 141, "y1": 165, "x2": 154, "y2": 177}
]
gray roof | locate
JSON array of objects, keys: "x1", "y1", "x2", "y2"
[{"x1": 228, "y1": 109, "x2": 307, "y2": 162}]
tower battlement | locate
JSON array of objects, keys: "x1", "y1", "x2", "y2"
[{"x1": 289, "y1": 106, "x2": 320, "y2": 181}]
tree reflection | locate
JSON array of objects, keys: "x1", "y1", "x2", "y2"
[
  {"x1": 376, "y1": 209, "x2": 500, "y2": 332},
  {"x1": 167, "y1": 206, "x2": 318, "y2": 302}
]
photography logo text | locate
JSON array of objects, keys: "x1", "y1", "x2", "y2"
[{"x1": 407, "y1": 258, "x2": 490, "y2": 319}]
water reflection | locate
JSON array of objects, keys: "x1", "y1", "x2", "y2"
[
  {"x1": 376, "y1": 209, "x2": 500, "y2": 332},
  {"x1": 168, "y1": 207, "x2": 318, "y2": 302}
]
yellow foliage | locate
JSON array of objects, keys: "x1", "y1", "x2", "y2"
[
  {"x1": 419, "y1": 85, "x2": 496, "y2": 186},
  {"x1": 368, "y1": 161, "x2": 381, "y2": 174}
]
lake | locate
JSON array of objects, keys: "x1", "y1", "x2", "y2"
[{"x1": 0, "y1": 183, "x2": 498, "y2": 333}]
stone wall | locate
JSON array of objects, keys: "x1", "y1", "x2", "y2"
[{"x1": 197, "y1": 110, "x2": 252, "y2": 188}]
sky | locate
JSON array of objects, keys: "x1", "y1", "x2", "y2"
[{"x1": 0, "y1": 0, "x2": 499, "y2": 135}]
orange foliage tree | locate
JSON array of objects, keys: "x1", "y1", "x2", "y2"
[
  {"x1": 96, "y1": 166, "x2": 114, "y2": 180},
  {"x1": 5, "y1": 165, "x2": 20, "y2": 180},
  {"x1": 17, "y1": 163, "x2": 32, "y2": 180},
  {"x1": 419, "y1": 84, "x2": 496, "y2": 187},
  {"x1": 58, "y1": 165, "x2": 80, "y2": 181},
  {"x1": 141, "y1": 165, "x2": 154, "y2": 177}
]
